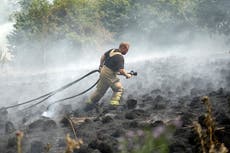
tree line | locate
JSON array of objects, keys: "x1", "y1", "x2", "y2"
[{"x1": 9, "y1": 0, "x2": 230, "y2": 56}]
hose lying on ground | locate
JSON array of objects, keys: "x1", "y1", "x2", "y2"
[{"x1": 3, "y1": 70, "x2": 99, "y2": 110}]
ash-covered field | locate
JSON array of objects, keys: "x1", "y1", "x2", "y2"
[{"x1": 0, "y1": 53, "x2": 230, "y2": 153}]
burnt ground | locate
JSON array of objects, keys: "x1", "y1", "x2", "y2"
[
  {"x1": 0, "y1": 55, "x2": 230, "y2": 153},
  {"x1": 1, "y1": 87, "x2": 230, "y2": 153},
  {"x1": 68, "y1": 88, "x2": 230, "y2": 153}
]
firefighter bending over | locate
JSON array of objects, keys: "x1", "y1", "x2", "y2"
[{"x1": 84, "y1": 42, "x2": 132, "y2": 111}]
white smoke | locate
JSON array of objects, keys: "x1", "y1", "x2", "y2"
[
  {"x1": 0, "y1": 24, "x2": 14, "y2": 71},
  {"x1": 1, "y1": 0, "x2": 230, "y2": 121},
  {"x1": 0, "y1": 22, "x2": 14, "y2": 48},
  {"x1": 47, "y1": 0, "x2": 54, "y2": 4},
  {"x1": 0, "y1": 0, "x2": 19, "y2": 72}
]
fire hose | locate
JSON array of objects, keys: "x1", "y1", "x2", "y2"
[
  {"x1": 2, "y1": 69, "x2": 137, "y2": 111},
  {"x1": 46, "y1": 70, "x2": 137, "y2": 110},
  {"x1": 3, "y1": 70, "x2": 99, "y2": 110}
]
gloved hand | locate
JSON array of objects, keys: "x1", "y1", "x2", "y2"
[
  {"x1": 99, "y1": 65, "x2": 103, "y2": 72},
  {"x1": 126, "y1": 73, "x2": 132, "y2": 79}
]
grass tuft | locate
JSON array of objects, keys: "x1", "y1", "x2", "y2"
[
  {"x1": 65, "y1": 133, "x2": 83, "y2": 153},
  {"x1": 193, "y1": 96, "x2": 228, "y2": 153},
  {"x1": 16, "y1": 131, "x2": 24, "y2": 153},
  {"x1": 44, "y1": 143, "x2": 52, "y2": 153}
]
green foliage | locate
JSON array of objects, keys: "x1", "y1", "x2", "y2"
[
  {"x1": 195, "y1": 0, "x2": 230, "y2": 34},
  {"x1": 13, "y1": 0, "x2": 51, "y2": 41},
  {"x1": 120, "y1": 127, "x2": 175, "y2": 153},
  {"x1": 10, "y1": 0, "x2": 230, "y2": 53},
  {"x1": 132, "y1": 131, "x2": 169, "y2": 153},
  {"x1": 11, "y1": 0, "x2": 112, "y2": 49},
  {"x1": 98, "y1": 0, "x2": 131, "y2": 35},
  {"x1": 51, "y1": 0, "x2": 111, "y2": 46}
]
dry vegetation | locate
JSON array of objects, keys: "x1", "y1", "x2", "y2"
[{"x1": 193, "y1": 96, "x2": 228, "y2": 153}]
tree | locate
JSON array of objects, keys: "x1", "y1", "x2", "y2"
[
  {"x1": 98, "y1": 0, "x2": 131, "y2": 37},
  {"x1": 51, "y1": 0, "x2": 112, "y2": 48},
  {"x1": 10, "y1": 0, "x2": 113, "y2": 67},
  {"x1": 9, "y1": 0, "x2": 230, "y2": 64},
  {"x1": 195, "y1": 0, "x2": 230, "y2": 35}
]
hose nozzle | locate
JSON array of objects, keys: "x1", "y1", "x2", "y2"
[{"x1": 129, "y1": 70, "x2": 137, "y2": 76}]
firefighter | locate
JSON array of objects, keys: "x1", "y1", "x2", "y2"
[{"x1": 84, "y1": 42, "x2": 132, "y2": 111}]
